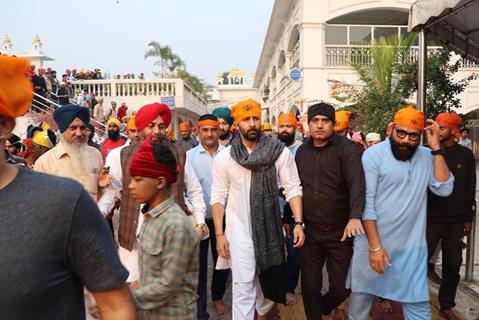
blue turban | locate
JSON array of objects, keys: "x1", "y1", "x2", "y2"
[
  {"x1": 212, "y1": 107, "x2": 234, "y2": 126},
  {"x1": 53, "y1": 104, "x2": 90, "y2": 133}
]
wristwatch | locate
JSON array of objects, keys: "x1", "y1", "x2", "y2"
[
  {"x1": 294, "y1": 221, "x2": 305, "y2": 229},
  {"x1": 431, "y1": 147, "x2": 445, "y2": 156}
]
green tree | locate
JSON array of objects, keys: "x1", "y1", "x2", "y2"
[
  {"x1": 144, "y1": 42, "x2": 174, "y2": 78},
  {"x1": 349, "y1": 33, "x2": 417, "y2": 134},
  {"x1": 398, "y1": 48, "x2": 477, "y2": 119}
]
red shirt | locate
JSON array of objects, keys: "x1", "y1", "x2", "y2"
[
  {"x1": 101, "y1": 139, "x2": 125, "y2": 161},
  {"x1": 117, "y1": 106, "x2": 127, "y2": 120}
]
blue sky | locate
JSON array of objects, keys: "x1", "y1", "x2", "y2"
[{"x1": 0, "y1": 0, "x2": 274, "y2": 84}]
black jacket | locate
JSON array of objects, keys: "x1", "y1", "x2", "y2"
[{"x1": 427, "y1": 144, "x2": 476, "y2": 223}]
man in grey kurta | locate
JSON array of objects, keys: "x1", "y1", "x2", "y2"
[{"x1": 348, "y1": 106, "x2": 454, "y2": 320}]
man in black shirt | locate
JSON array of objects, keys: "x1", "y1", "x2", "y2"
[
  {"x1": 0, "y1": 55, "x2": 137, "y2": 320},
  {"x1": 295, "y1": 103, "x2": 365, "y2": 320},
  {"x1": 427, "y1": 113, "x2": 476, "y2": 320}
]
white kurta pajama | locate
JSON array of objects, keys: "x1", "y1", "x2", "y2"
[{"x1": 210, "y1": 146, "x2": 302, "y2": 319}]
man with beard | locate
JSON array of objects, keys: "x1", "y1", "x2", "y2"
[
  {"x1": 211, "y1": 99, "x2": 304, "y2": 319},
  {"x1": 35, "y1": 104, "x2": 111, "y2": 198},
  {"x1": 0, "y1": 55, "x2": 135, "y2": 320},
  {"x1": 185, "y1": 114, "x2": 230, "y2": 319},
  {"x1": 295, "y1": 103, "x2": 365, "y2": 320},
  {"x1": 176, "y1": 122, "x2": 199, "y2": 151},
  {"x1": 426, "y1": 113, "x2": 476, "y2": 320},
  {"x1": 277, "y1": 113, "x2": 303, "y2": 306},
  {"x1": 212, "y1": 107, "x2": 235, "y2": 146},
  {"x1": 348, "y1": 105, "x2": 454, "y2": 320},
  {"x1": 262, "y1": 122, "x2": 273, "y2": 137},
  {"x1": 101, "y1": 118, "x2": 126, "y2": 161}
]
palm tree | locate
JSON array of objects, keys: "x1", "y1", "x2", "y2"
[
  {"x1": 144, "y1": 41, "x2": 173, "y2": 78},
  {"x1": 167, "y1": 54, "x2": 185, "y2": 76}
]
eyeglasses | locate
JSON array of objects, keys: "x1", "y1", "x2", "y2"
[{"x1": 395, "y1": 129, "x2": 421, "y2": 141}]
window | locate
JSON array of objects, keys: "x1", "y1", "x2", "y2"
[
  {"x1": 374, "y1": 27, "x2": 398, "y2": 39},
  {"x1": 350, "y1": 26, "x2": 371, "y2": 45},
  {"x1": 400, "y1": 27, "x2": 419, "y2": 46},
  {"x1": 325, "y1": 25, "x2": 347, "y2": 45}
]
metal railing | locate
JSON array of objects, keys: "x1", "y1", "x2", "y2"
[
  {"x1": 324, "y1": 45, "x2": 478, "y2": 68},
  {"x1": 32, "y1": 92, "x2": 107, "y2": 136}
]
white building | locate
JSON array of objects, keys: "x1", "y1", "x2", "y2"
[
  {"x1": 253, "y1": 0, "x2": 479, "y2": 126},
  {"x1": 208, "y1": 68, "x2": 259, "y2": 113},
  {"x1": 2, "y1": 35, "x2": 54, "y2": 69}
]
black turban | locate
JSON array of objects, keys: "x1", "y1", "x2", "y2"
[
  {"x1": 53, "y1": 104, "x2": 90, "y2": 133},
  {"x1": 307, "y1": 103, "x2": 335, "y2": 123}
]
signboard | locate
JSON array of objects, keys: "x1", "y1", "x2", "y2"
[{"x1": 289, "y1": 68, "x2": 302, "y2": 81}]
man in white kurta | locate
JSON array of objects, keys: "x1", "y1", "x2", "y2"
[{"x1": 210, "y1": 99, "x2": 304, "y2": 319}]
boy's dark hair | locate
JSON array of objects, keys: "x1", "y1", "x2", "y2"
[
  {"x1": 198, "y1": 114, "x2": 218, "y2": 122},
  {"x1": 152, "y1": 143, "x2": 177, "y2": 175},
  {"x1": 462, "y1": 128, "x2": 470, "y2": 134}
]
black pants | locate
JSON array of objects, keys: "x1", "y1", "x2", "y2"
[
  {"x1": 197, "y1": 219, "x2": 230, "y2": 319},
  {"x1": 427, "y1": 221, "x2": 465, "y2": 310},
  {"x1": 300, "y1": 225, "x2": 352, "y2": 319}
]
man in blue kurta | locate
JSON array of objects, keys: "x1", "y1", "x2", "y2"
[{"x1": 348, "y1": 105, "x2": 454, "y2": 319}]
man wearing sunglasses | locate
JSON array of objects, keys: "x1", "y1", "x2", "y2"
[{"x1": 348, "y1": 105, "x2": 454, "y2": 320}]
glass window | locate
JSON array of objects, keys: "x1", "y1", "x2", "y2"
[
  {"x1": 400, "y1": 27, "x2": 419, "y2": 46},
  {"x1": 325, "y1": 25, "x2": 347, "y2": 45},
  {"x1": 350, "y1": 26, "x2": 372, "y2": 45},
  {"x1": 374, "y1": 27, "x2": 398, "y2": 39}
]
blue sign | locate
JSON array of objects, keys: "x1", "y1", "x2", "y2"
[{"x1": 289, "y1": 68, "x2": 302, "y2": 81}]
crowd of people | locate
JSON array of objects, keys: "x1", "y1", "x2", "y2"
[{"x1": 1, "y1": 54, "x2": 477, "y2": 320}]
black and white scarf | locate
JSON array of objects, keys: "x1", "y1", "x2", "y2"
[{"x1": 230, "y1": 134, "x2": 286, "y2": 272}]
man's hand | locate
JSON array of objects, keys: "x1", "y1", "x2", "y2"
[
  {"x1": 369, "y1": 248, "x2": 392, "y2": 275},
  {"x1": 425, "y1": 119, "x2": 441, "y2": 150},
  {"x1": 292, "y1": 225, "x2": 305, "y2": 248},
  {"x1": 98, "y1": 168, "x2": 112, "y2": 188},
  {"x1": 283, "y1": 223, "x2": 291, "y2": 240},
  {"x1": 195, "y1": 224, "x2": 208, "y2": 241},
  {"x1": 341, "y1": 218, "x2": 365, "y2": 241},
  {"x1": 465, "y1": 222, "x2": 473, "y2": 236},
  {"x1": 216, "y1": 235, "x2": 230, "y2": 259}
]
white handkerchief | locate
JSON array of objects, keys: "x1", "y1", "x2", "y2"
[{"x1": 216, "y1": 256, "x2": 231, "y2": 270}]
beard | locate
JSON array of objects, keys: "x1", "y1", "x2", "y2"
[
  {"x1": 241, "y1": 127, "x2": 260, "y2": 142},
  {"x1": 219, "y1": 130, "x2": 229, "y2": 140},
  {"x1": 278, "y1": 132, "x2": 295, "y2": 146},
  {"x1": 389, "y1": 137, "x2": 418, "y2": 161},
  {"x1": 62, "y1": 139, "x2": 90, "y2": 176},
  {"x1": 108, "y1": 130, "x2": 120, "y2": 141}
]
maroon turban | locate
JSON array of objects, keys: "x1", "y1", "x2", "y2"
[
  {"x1": 135, "y1": 103, "x2": 172, "y2": 132},
  {"x1": 129, "y1": 136, "x2": 177, "y2": 183}
]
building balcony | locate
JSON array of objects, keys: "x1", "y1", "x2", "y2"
[
  {"x1": 70, "y1": 78, "x2": 207, "y2": 117},
  {"x1": 324, "y1": 45, "x2": 479, "y2": 68}
]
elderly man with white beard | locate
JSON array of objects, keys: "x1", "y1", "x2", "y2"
[{"x1": 35, "y1": 104, "x2": 111, "y2": 198}]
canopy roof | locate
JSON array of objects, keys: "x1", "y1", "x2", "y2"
[{"x1": 408, "y1": 0, "x2": 479, "y2": 62}]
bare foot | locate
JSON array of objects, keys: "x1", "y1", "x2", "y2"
[
  {"x1": 213, "y1": 300, "x2": 231, "y2": 316},
  {"x1": 380, "y1": 300, "x2": 393, "y2": 313},
  {"x1": 286, "y1": 292, "x2": 297, "y2": 306}
]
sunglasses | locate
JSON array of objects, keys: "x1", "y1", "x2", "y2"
[{"x1": 395, "y1": 129, "x2": 421, "y2": 141}]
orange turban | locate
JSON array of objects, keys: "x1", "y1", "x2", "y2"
[
  {"x1": 232, "y1": 99, "x2": 261, "y2": 123},
  {"x1": 435, "y1": 113, "x2": 462, "y2": 130},
  {"x1": 278, "y1": 113, "x2": 298, "y2": 126},
  {"x1": 435, "y1": 113, "x2": 462, "y2": 138},
  {"x1": 126, "y1": 115, "x2": 136, "y2": 130},
  {"x1": 0, "y1": 56, "x2": 33, "y2": 119},
  {"x1": 334, "y1": 111, "x2": 352, "y2": 131},
  {"x1": 179, "y1": 122, "x2": 190, "y2": 131},
  {"x1": 393, "y1": 105, "x2": 425, "y2": 131}
]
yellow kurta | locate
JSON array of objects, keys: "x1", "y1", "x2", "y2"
[{"x1": 34, "y1": 139, "x2": 103, "y2": 197}]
